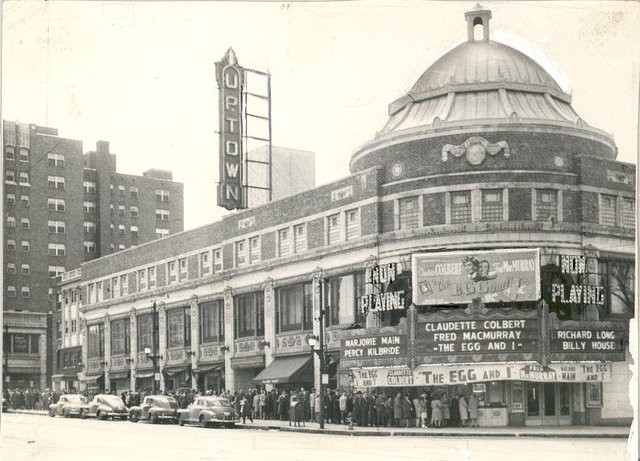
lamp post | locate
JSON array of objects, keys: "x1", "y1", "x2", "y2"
[
  {"x1": 310, "y1": 268, "x2": 326, "y2": 429},
  {"x1": 144, "y1": 301, "x2": 163, "y2": 395}
]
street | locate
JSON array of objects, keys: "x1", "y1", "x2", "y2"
[{"x1": 0, "y1": 413, "x2": 629, "y2": 461}]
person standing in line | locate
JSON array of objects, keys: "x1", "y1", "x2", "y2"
[
  {"x1": 385, "y1": 396, "x2": 394, "y2": 427},
  {"x1": 441, "y1": 393, "x2": 451, "y2": 427},
  {"x1": 468, "y1": 393, "x2": 479, "y2": 427},
  {"x1": 314, "y1": 392, "x2": 321, "y2": 423},
  {"x1": 430, "y1": 394, "x2": 442, "y2": 427},
  {"x1": 401, "y1": 392, "x2": 413, "y2": 428},
  {"x1": 375, "y1": 393, "x2": 386, "y2": 427},
  {"x1": 309, "y1": 389, "x2": 316, "y2": 422},
  {"x1": 420, "y1": 394, "x2": 428, "y2": 428},
  {"x1": 339, "y1": 391, "x2": 348, "y2": 425},
  {"x1": 450, "y1": 394, "x2": 460, "y2": 427},
  {"x1": 393, "y1": 392, "x2": 403, "y2": 427},
  {"x1": 458, "y1": 393, "x2": 469, "y2": 427},
  {"x1": 412, "y1": 393, "x2": 423, "y2": 428}
]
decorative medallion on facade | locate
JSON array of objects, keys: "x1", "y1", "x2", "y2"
[{"x1": 441, "y1": 136, "x2": 510, "y2": 165}]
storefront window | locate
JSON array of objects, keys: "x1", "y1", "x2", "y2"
[
  {"x1": 276, "y1": 283, "x2": 313, "y2": 333},
  {"x1": 167, "y1": 307, "x2": 191, "y2": 348},
  {"x1": 87, "y1": 324, "x2": 104, "y2": 358},
  {"x1": 200, "y1": 300, "x2": 225, "y2": 343},
  {"x1": 234, "y1": 292, "x2": 264, "y2": 338},
  {"x1": 110, "y1": 318, "x2": 130, "y2": 355}
]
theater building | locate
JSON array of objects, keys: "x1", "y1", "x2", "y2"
[{"x1": 70, "y1": 8, "x2": 633, "y2": 426}]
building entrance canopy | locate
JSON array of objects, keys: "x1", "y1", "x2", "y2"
[
  {"x1": 252, "y1": 356, "x2": 313, "y2": 385},
  {"x1": 349, "y1": 362, "x2": 612, "y2": 389}
]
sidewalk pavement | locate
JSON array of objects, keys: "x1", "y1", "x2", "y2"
[{"x1": 6, "y1": 410, "x2": 630, "y2": 438}]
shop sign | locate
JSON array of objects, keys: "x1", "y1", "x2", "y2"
[
  {"x1": 361, "y1": 263, "x2": 405, "y2": 313},
  {"x1": 416, "y1": 319, "x2": 538, "y2": 355},
  {"x1": 341, "y1": 334, "x2": 407, "y2": 359},
  {"x1": 349, "y1": 362, "x2": 612, "y2": 388},
  {"x1": 550, "y1": 327, "x2": 625, "y2": 353},
  {"x1": 551, "y1": 255, "x2": 604, "y2": 305},
  {"x1": 412, "y1": 249, "x2": 540, "y2": 306}
]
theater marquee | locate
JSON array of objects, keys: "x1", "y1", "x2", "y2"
[{"x1": 412, "y1": 249, "x2": 540, "y2": 306}]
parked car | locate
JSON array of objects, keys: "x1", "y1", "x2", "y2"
[
  {"x1": 129, "y1": 395, "x2": 179, "y2": 424},
  {"x1": 48, "y1": 394, "x2": 89, "y2": 418},
  {"x1": 177, "y1": 396, "x2": 238, "y2": 428},
  {"x1": 2, "y1": 398, "x2": 9, "y2": 412},
  {"x1": 84, "y1": 394, "x2": 129, "y2": 421}
]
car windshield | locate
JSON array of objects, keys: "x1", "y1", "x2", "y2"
[
  {"x1": 102, "y1": 396, "x2": 126, "y2": 409},
  {"x1": 206, "y1": 399, "x2": 228, "y2": 407},
  {"x1": 153, "y1": 397, "x2": 178, "y2": 409},
  {"x1": 65, "y1": 395, "x2": 87, "y2": 403}
]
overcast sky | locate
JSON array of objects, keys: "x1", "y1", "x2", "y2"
[{"x1": 3, "y1": 1, "x2": 639, "y2": 231}]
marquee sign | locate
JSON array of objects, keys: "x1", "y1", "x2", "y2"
[
  {"x1": 550, "y1": 255, "x2": 604, "y2": 305},
  {"x1": 412, "y1": 249, "x2": 540, "y2": 306},
  {"x1": 216, "y1": 48, "x2": 245, "y2": 210},
  {"x1": 361, "y1": 262, "x2": 406, "y2": 313},
  {"x1": 341, "y1": 334, "x2": 407, "y2": 360}
]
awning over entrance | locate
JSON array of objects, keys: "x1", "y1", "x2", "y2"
[
  {"x1": 83, "y1": 374, "x2": 104, "y2": 383},
  {"x1": 134, "y1": 371, "x2": 155, "y2": 379},
  {"x1": 108, "y1": 371, "x2": 130, "y2": 380},
  {"x1": 162, "y1": 366, "x2": 189, "y2": 378},
  {"x1": 6, "y1": 367, "x2": 41, "y2": 374},
  {"x1": 193, "y1": 364, "x2": 222, "y2": 374},
  {"x1": 253, "y1": 356, "x2": 313, "y2": 385}
]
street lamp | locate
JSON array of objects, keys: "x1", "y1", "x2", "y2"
[
  {"x1": 311, "y1": 268, "x2": 326, "y2": 429},
  {"x1": 145, "y1": 300, "x2": 163, "y2": 395}
]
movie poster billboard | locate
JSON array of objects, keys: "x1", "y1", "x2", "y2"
[{"x1": 412, "y1": 249, "x2": 540, "y2": 306}]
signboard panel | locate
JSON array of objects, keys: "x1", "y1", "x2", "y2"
[
  {"x1": 341, "y1": 334, "x2": 407, "y2": 360},
  {"x1": 416, "y1": 318, "x2": 538, "y2": 355},
  {"x1": 349, "y1": 362, "x2": 612, "y2": 388},
  {"x1": 412, "y1": 249, "x2": 540, "y2": 306},
  {"x1": 550, "y1": 327, "x2": 626, "y2": 354}
]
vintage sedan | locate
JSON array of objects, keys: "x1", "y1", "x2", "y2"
[
  {"x1": 129, "y1": 395, "x2": 179, "y2": 423},
  {"x1": 177, "y1": 396, "x2": 238, "y2": 428},
  {"x1": 83, "y1": 394, "x2": 129, "y2": 421},
  {"x1": 48, "y1": 394, "x2": 89, "y2": 418}
]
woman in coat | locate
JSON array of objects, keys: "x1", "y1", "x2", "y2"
[
  {"x1": 458, "y1": 394, "x2": 469, "y2": 427},
  {"x1": 441, "y1": 394, "x2": 451, "y2": 427},
  {"x1": 468, "y1": 393, "x2": 479, "y2": 427},
  {"x1": 393, "y1": 392, "x2": 403, "y2": 427},
  {"x1": 450, "y1": 395, "x2": 460, "y2": 427},
  {"x1": 412, "y1": 394, "x2": 423, "y2": 428},
  {"x1": 430, "y1": 394, "x2": 442, "y2": 427},
  {"x1": 401, "y1": 393, "x2": 413, "y2": 428}
]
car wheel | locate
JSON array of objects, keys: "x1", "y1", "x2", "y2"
[
  {"x1": 63, "y1": 409, "x2": 69, "y2": 418},
  {"x1": 80, "y1": 410, "x2": 87, "y2": 420},
  {"x1": 48, "y1": 410, "x2": 56, "y2": 418},
  {"x1": 97, "y1": 411, "x2": 105, "y2": 421},
  {"x1": 151, "y1": 414, "x2": 158, "y2": 424},
  {"x1": 130, "y1": 413, "x2": 138, "y2": 423},
  {"x1": 178, "y1": 414, "x2": 185, "y2": 426},
  {"x1": 199, "y1": 415, "x2": 208, "y2": 428}
]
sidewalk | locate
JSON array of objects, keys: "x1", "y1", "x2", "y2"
[{"x1": 7, "y1": 410, "x2": 630, "y2": 438}]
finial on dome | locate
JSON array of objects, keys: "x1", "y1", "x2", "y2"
[
  {"x1": 465, "y1": 7, "x2": 492, "y2": 42},
  {"x1": 224, "y1": 47, "x2": 238, "y2": 65}
]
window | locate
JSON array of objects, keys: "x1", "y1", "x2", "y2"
[
  {"x1": 7, "y1": 216, "x2": 16, "y2": 227},
  {"x1": 96, "y1": 281, "x2": 103, "y2": 302},
  {"x1": 156, "y1": 209, "x2": 170, "y2": 220},
  {"x1": 148, "y1": 267, "x2": 156, "y2": 289},
  {"x1": 110, "y1": 243, "x2": 115, "y2": 252},
  {"x1": 83, "y1": 181, "x2": 96, "y2": 193},
  {"x1": 327, "y1": 213, "x2": 341, "y2": 244},
  {"x1": 48, "y1": 175, "x2": 65, "y2": 190},
  {"x1": 235, "y1": 241, "x2": 246, "y2": 267},
  {"x1": 6, "y1": 146, "x2": 15, "y2": 160},
  {"x1": 599, "y1": 260, "x2": 635, "y2": 317},
  {"x1": 276, "y1": 283, "x2": 313, "y2": 333},
  {"x1": 18, "y1": 148, "x2": 29, "y2": 162},
  {"x1": 167, "y1": 307, "x2": 191, "y2": 348},
  {"x1": 88, "y1": 284, "x2": 95, "y2": 303},
  {"x1": 213, "y1": 248, "x2": 222, "y2": 273},
  {"x1": 49, "y1": 153, "x2": 65, "y2": 167},
  {"x1": 109, "y1": 223, "x2": 115, "y2": 234},
  {"x1": 7, "y1": 239, "x2": 16, "y2": 251},
  {"x1": 111, "y1": 277, "x2": 119, "y2": 297},
  {"x1": 21, "y1": 286, "x2": 30, "y2": 298},
  {"x1": 20, "y1": 218, "x2": 30, "y2": 229},
  {"x1": 346, "y1": 209, "x2": 359, "y2": 240},
  {"x1": 130, "y1": 186, "x2": 138, "y2": 199},
  {"x1": 138, "y1": 269, "x2": 147, "y2": 291},
  {"x1": 482, "y1": 190, "x2": 503, "y2": 222},
  {"x1": 156, "y1": 228, "x2": 169, "y2": 238},
  {"x1": 5, "y1": 170, "x2": 16, "y2": 183},
  {"x1": 110, "y1": 184, "x2": 114, "y2": 194},
  {"x1": 110, "y1": 318, "x2": 130, "y2": 355},
  {"x1": 137, "y1": 314, "x2": 155, "y2": 352},
  {"x1": 601, "y1": 194, "x2": 617, "y2": 226},
  {"x1": 84, "y1": 241, "x2": 96, "y2": 253},
  {"x1": 155, "y1": 189, "x2": 170, "y2": 201},
  {"x1": 325, "y1": 275, "x2": 356, "y2": 327},
  {"x1": 48, "y1": 198, "x2": 65, "y2": 211},
  {"x1": 84, "y1": 221, "x2": 96, "y2": 233},
  {"x1": 21, "y1": 240, "x2": 30, "y2": 252},
  {"x1": 48, "y1": 220, "x2": 65, "y2": 233},
  {"x1": 87, "y1": 324, "x2": 105, "y2": 358},
  {"x1": 130, "y1": 225, "x2": 139, "y2": 238},
  {"x1": 110, "y1": 204, "x2": 114, "y2": 214},
  {"x1": 398, "y1": 196, "x2": 419, "y2": 229},
  {"x1": 118, "y1": 243, "x2": 126, "y2": 251},
  {"x1": 200, "y1": 251, "x2": 211, "y2": 276},
  {"x1": 451, "y1": 191, "x2": 472, "y2": 224},
  {"x1": 536, "y1": 189, "x2": 557, "y2": 221},
  {"x1": 20, "y1": 264, "x2": 30, "y2": 275},
  {"x1": 118, "y1": 224, "x2": 126, "y2": 234},
  {"x1": 7, "y1": 286, "x2": 16, "y2": 297},
  {"x1": 293, "y1": 224, "x2": 307, "y2": 254},
  {"x1": 234, "y1": 292, "x2": 265, "y2": 338},
  {"x1": 20, "y1": 195, "x2": 29, "y2": 206},
  {"x1": 7, "y1": 194, "x2": 16, "y2": 205},
  {"x1": 83, "y1": 201, "x2": 96, "y2": 213},
  {"x1": 130, "y1": 206, "x2": 139, "y2": 218},
  {"x1": 249, "y1": 236, "x2": 260, "y2": 264},
  {"x1": 7, "y1": 263, "x2": 16, "y2": 274},
  {"x1": 178, "y1": 258, "x2": 188, "y2": 281},
  {"x1": 19, "y1": 172, "x2": 29, "y2": 185},
  {"x1": 168, "y1": 261, "x2": 177, "y2": 283},
  {"x1": 48, "y1": 266, "x2": 65, "y2": 277},
  {"x1": 200, "y1": 300, "x2": 225, "y2": 343},
  {"x1": 48, "y1": 243, "x2": 65, "y2": 256},
  {"x1": 622, "y1": 198, "x2": 635, "y2": 229},
  {"x1": 273, "y1": 229, "x2": 290, "y2": 258},
  {"x1": 118, "y1": 185, "x2": 125, "y2": 196}
]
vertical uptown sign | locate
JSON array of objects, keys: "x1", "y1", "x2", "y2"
[{"x1": 216, "y1": 48, "x2": 245, "y2": 210}]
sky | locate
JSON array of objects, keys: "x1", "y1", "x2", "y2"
[{"x1": 3, "y1": 0, "x2": 639, "y2": 231}]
